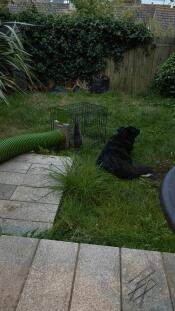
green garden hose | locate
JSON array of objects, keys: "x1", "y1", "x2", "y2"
[{"x1": 0, "y1": 130, "x2": 65, "y2": 164}]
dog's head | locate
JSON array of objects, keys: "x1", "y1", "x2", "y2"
[
  {"x1": 117, "y1": 126, "x2": 140, "y2": 147},
  {"x1": 117, "y1": 126, "x2": 140, "y2": 138}
]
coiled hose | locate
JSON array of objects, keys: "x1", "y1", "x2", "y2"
[{"x1": 0, "y1": 130, "x2": 65, "y2": 164}]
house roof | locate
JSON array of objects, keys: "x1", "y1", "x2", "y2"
[
  {"x1": 112, "y1": 3, "x2": 175, "y2": 29},
  {"x1": 136, "y1": 4, "x2": 175, "y2": 28},
  {"x1": 153, "y1": 7, "x2": 175, "y2": 28},
  {"x1": 136, "y1": 4, "x2": 155, "y2": 22},
  {"x1": 8, "y1": 1, "x2": 70, "y2": 14},
  {"x1": 7, "y1": 2, "x2": 175, "y2": 29}
]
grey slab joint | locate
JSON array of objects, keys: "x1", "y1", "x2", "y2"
[
  {"x1": 16, "y1": 239, "x2": 79, "y2": 311},
  {"x1": 0, "y1": 235, "x2": 39, "y2": 311},
  {"x1": 70, "y1": 243, "x2": 121, "y2": 311}
]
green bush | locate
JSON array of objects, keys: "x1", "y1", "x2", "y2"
[
  {"x1": 154, "y1": 52, "x2": 175, "y2": 97},
  {"x1": 0, "y1": 9, "x2": 152, "y2": 85},
  {"x1": 71, "y1": 0, "x2": 113, "y2": 15}
]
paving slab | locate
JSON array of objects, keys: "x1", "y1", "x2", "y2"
[
  {"x1": 11, "y1": 153, "x2": 72, "y2": 166},
  {"x1": 16, "y1": 239, "x2": 78, "y2": 311},
  {"x1": 162, "y1": 252, "x2": 175, "y2": 309},
  {"x1": 27, "y1": 163, "x2": 67, "y2": 175},
  {"x1": 0, "y1": 153, "x2": 69, "y2": 236},
  {"x1": 0, "y1": 200, "x2": 57, "y2": 223},
  {"x1": 0, "y1": 161, "x2": 31, "y2": 174},
  {"x1": 0, "y1": 172, "x2": 24, "y2": 185},
  {"x1": 70, "y1": 244, "x2": 121, "y2": 311},
  {"x1": 0, "y1": 184, "x2": 17, "y2": 200},
  {"x1": 27, "y1": 163, "x2": 54, "y2": 175},
  {"x1": 0, "y1": 235, "x2": 38, "y2": 311},
  {"x1": 22, "y1": 174, "x2": 57, "y2": 188},
  {"x1": 11, "y1": 186, "x2": 61, "y2": 204},
  {"x1": 0, "y1": 218, "x2": 52, "y2": 236},
  {"x1": 121, "y1": 248, "x2": 173, "y2": 311}
]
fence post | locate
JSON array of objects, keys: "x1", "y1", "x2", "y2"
[{"x1": 53, "y1": 120, "x2": 71, "y2": 149}]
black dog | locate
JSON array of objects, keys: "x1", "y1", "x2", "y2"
[{"x1": 97, "y1": 126, "x2": 154, "y2": 180}]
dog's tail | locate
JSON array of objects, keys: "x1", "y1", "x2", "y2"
[
  {"x1": 132, "y1": 165, "x2": 155, "y2": 179},
  {"x1": 113, "y1": 165, "x2": 155, "y2": 180}
]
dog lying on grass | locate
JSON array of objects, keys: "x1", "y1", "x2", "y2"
[{"x1": 97, "y1": 126, "x2": 154, "y2": 180}]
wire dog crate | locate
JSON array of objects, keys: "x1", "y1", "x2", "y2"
[{"x1": 50, "y1": 102, "x2": 108, "y2": 147}]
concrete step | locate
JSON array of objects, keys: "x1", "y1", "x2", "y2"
[{"x1": 0, "y1": 235, "x2": 174, "y2": 311}]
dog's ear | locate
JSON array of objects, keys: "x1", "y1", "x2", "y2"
[
  {"x1": 126, "y1": 126, "x2": 140, "y2": 136},
  {"x1": 130, "y1": 127, "x2": 140, "y2": 136},
  {"x1": 117, "y1": 127, "x2": 125, "y2": 134}
]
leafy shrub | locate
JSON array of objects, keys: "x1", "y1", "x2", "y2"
[
  {"x1": 0, "y1": 25, "x2": 34, "y2": 104},
  {"x1": 0, "y1": 9, "x2": 153, "y2": 85},
  {"x1": 71, "y1": 0, "x2": 113, "y2": 15},
  {"x1": 154, "y1": 52, "x2": 175, "y2": 96}
]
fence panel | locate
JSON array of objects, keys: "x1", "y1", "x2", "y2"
[{"x1": 105, "y1": 38, "x2": 175, "y2": 94}]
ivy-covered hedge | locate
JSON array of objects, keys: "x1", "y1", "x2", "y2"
[
  {"x1": 0, "y1": 9, "x2": 153, "y2": 84},
  {"x1": 154, "y1": 52, "x2": 175, "y2": 97}
]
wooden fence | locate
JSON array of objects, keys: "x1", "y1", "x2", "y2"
[{"x1": 105, "y1": 37, "x2": 175, "y2": 94}]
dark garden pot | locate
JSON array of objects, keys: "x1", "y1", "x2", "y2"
[{"x1": 89, "y1": 75, "x2": 110, "y2": 94}]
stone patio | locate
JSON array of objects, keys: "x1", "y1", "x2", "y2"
[
  {"x1": 0, "y1": 235, "x2": 175, "y2": 311},
  {"x1": 0, "y1": 153, "x2": 71, "y2": 236}
]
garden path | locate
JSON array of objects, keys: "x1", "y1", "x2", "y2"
[{"x1": 0, "y1": 153, "x2": 71, "y2": 235}]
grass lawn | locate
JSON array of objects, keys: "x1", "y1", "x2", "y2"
[{"x1": 1, "y1": 90, "x2": 175, "y2": 252}]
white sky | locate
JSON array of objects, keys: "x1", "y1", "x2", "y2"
[{"x1": 141, "y1": 0, "x2": 173, "y2": 4}]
